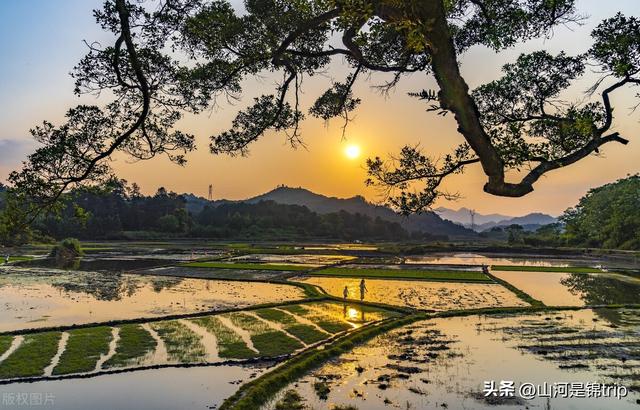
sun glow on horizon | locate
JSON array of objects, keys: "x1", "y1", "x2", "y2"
[{"x1": 344, "y1": 144, "x2": 361, "y2": 159}]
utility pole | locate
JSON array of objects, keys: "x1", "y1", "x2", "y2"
[{"x1": 208, "y1": 184, "x2": 213, "y2": 201}]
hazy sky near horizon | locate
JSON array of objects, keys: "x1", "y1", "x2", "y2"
[{"x1": 0, "y1": 0, "x2": 638, "y2": 217}]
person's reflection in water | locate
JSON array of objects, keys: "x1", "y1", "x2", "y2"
[
  {"x1": 361, "y1": 308, "x2": 365, "y2": 322},
  {"x1": 343, "y1": 302, "x2": 347, "y2": 318}
]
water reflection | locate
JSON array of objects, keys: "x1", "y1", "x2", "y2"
[
  {"x1": 0, "y1": 365, "x2": 267, "y2": 410},
  {"x1": 492, "y1": 270, "x2": 640, "y2": 306},
  {"x1": 342, "y1": 305, "x2": 365, "y2": 323},
  {"x1": 21, "y1": 257, "x2": 171, "y2": 272},
  {"x1": 0, "y1": 268, "x2": 305, "y2": 331},
  {"x1": 404, "y1": 252, "x2": 640, "y2": 270},
  {"x1": 297, "y1": 276, "x2": 528, "y2": 310},
  {"x1": 269, "y1": 309, "x2": 640, "y2": 410},
  {"x1": 561, "y1": 273, "x2": 640, "y2": 305}
]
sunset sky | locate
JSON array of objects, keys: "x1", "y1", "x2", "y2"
[{"x1": 0, "y1": 0, "x2": 638, "y2": 216}]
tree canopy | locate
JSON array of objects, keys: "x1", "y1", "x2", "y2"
[
  {"x1": 561, "y1": 174, "x2": 640, "y2": 250},
  {"x1": 23, "y1": 179, "x2": 411, "y2": 242},
  {"x1": 7, "y1": 0, "x2": 640, "y2": 218}
]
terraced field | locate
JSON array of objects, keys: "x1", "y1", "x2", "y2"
[
  {"x1": 0, "y1": 302, "x2": 397, "y2": 381},
  {"x1": 5, "y1": 244, "x2": 640, "y2": 410}
]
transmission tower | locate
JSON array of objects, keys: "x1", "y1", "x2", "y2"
[
  {"x1": 208, "y1": 184, "x2": 213, "y2": 201},
  {"x1": 469, "y1": 209, "x2": 476, "y2": 231}
]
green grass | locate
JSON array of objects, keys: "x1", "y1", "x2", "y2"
[
  {"x1": 254, "y1": 309, "x2": 328, "y2": 344},
  {"x1": 0, "y1": 336, "x2": 12, "y2": 356},
  {"x1": 278, "y1": 304, "x2": 310, "y2": 316},
  {"x1": 190, "y1": 316, "x2": 257, "y2": 360},
  {"x1": 104, "y1": 324, "x2": 157, "y2": 369},
  {"x1": 225, "y1": 313, "x2": 303, "y2": 356},
  {"x1": 0, "y1": 332, "x2": 61, "y2": 379},
  {"x1": 5, "y1": 256, "x2": 33, "y2": 263},
  {"x1": 311, "y1": 267, "x2": 491, "y2": 282},
  {"x1": 491, "y1": 265, "x2": 603, "y2": 273},
  {"x1": 279, "y1": 304, "x2": 352, "y2": 334},
  {"x1": 274, "y1": 390, "x2": 306, "y2": 410},
  {"x1": 150, "y1": 321, "x2": 206, "y2": 363},
  {"x1": 182, "y1": 262, "x2": 312, "y2": 271},
  {"x1": 53, "y1": 326, "x2": 113, "y2": 375}
]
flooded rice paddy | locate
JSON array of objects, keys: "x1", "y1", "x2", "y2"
[
  {"x1": 0, "y1": 267, "x2": 305, "y2": 331},
  {"x1": 404, "y1": 252, "x2": 640, "y2": 271},
  {"x1": 336, "y1": 262, "x2": 484, "y2": 271},
  {"x1": 3, "y1": 245, "x2": 640, "y2": 409},
  {"x1": 227, "y1": 253, "x2": 356, "y2": 266},
  {"x1": 139, "y1": 265, "x2": 294, "y2": 281},
  {"x1": 295, "y1": 277, "x2": 528, "y2": 310},
  {"x1": 268, "y1": 308, "x2": 640, "y2": 410},
  {"x1": 0, "y1": 364, "x2": 266, "y2": 410},
  {"x1": 492, "y1": 270, "x2": 640, "y2": 306},
  {"x1": 0, "y1": 302, "x2": 397, "y2": 381}
]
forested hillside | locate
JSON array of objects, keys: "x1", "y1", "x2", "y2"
[
  {"x1": 12, "y1": 180, "x2": 414, "y2": 242},
  {"x1": 561, "y1": 175, "x2": 640, "y2": 249}
]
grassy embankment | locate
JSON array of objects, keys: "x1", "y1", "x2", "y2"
[
  {"x1": 182, "y1": 261, "x2": 313, "y2": 271},
  {"x1": 309, "y1": 267, "x2": 491, "y2": 282}
]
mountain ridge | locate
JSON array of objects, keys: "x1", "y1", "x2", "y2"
[
  {"x1": 185, "y1": 186, "x2": 476, "y2": 238},
  {"x1": 435, "y1": 206, "x2": 557, "y2": 232}
]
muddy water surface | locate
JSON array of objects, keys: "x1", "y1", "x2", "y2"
[
  {"x1": 0, "y1": 268, "x2": 305, "y2": 331},
  {"x1": 0, "y1": 364, "x2": 267, "y2": 410},
  {"x1": 492, "y1": 270, "x2": 640, "y2": 306},
  {"x1": 228, "y1": 254, "x2": 355, "y2": 266},
  {"x1": 267, "y1": 309, "x2": 640, "y2": 410},
  {"x1": 404, "y1": 252, "x2": 640, "y2": 270},
  {"x1": 295, "y1": 277, "x2": 528, "y2": 309}
]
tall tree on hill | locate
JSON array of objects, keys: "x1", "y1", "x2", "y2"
[{"x1": 7, "y1": 0, "x2": 640, "y2": 219}]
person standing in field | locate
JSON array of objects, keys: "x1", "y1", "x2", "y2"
[
  {"x1": 359, "y1": 279, "x2": 368, "y2": 301},
  {"x1": 343, "y1": 285, "x2": 349, "y2": 300}
]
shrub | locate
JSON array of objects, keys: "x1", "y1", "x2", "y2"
[{"x1": 50, "y1": 237, "x2": 83, "y2": 260}]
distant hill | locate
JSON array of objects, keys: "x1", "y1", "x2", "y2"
[
  {"x1": 435, "y1": 207, "x2": 511, "y2": 226},
  {"x1": 243, "y1": 186, "x2": 475, "y2": 238},
  {"x1": 435, "y1": 206, "x2": 557, "y2": 232},
  {"x1": 476, "y1": 213, "x2": 558, "y2": 232}
]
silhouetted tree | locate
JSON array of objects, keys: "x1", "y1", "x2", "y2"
[{"x1": 7, "y1": 0, "x2": 639, "y2": 219}]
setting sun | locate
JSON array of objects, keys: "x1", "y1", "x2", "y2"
[{"x1": 345, "y1": 144, "x2": 361, "y2": 159}]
